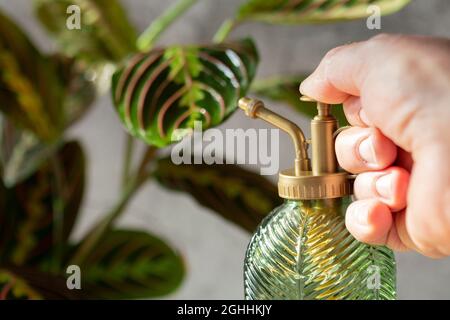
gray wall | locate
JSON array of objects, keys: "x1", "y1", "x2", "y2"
[{"x1": 1, "y1": 0, "x2": 449, "y2": 299}]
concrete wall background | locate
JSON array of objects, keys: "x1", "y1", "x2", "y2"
[{"x1": 1, "y1": 0, "x2": 449, "y2": 299}]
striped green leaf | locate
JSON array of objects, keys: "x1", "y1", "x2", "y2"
[
  {"x1": 78, "y1": 229, "x2": 185, "y2": 299},
  {"x1": 0, "y1": 266, "x2": 87, "y2": 299},
  {"x1": 112, "y1": 39, "x2": 259, "y2": 147},
  {"x1": 0, "y1": 10, "x2": 64, "y2": 141},
  {"x1": 0, "y1": 54, "x2": 95, "y2": 187},
  {"x1": 155, "y1": 157, "x2": 282, "y2": 232},
  {"x1": 238, "y1": 0, "x2": 411, "y2": 24},
  {"x1": 0, "y1": 269, "x2": 42, "y2": 300},
  {"x1": 0, "y1": 10, "x2": 95, "y2": 146},
  {"x1": 0, "y1": 141, "x2": 85, "y2": 268}
]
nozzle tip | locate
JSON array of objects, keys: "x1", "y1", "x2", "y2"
[
  {"x1": 300, "y1": 95, "x2": 315, "y2": 102},
  {"x1": 238, "y1": 97, "x2": 263, "y2": 118},
  {"x1": 238, "y1": 97, "x2": 252, "y2": 111}
]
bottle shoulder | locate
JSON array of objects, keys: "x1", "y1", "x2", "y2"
[{"x1": 244, "y1": 198, "x2": 397, "y2": 300}]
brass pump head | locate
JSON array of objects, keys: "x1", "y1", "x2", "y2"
[{"x1": 238, "y1": 96, "x2": 352, "y2": 200}]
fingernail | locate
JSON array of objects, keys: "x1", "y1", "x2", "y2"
[
  {"x1": 348, "y1": 202, "x2": 369, "y2": 226},
  {"x1": 358, "y1": 135, "x2": 377, "y2": 165},
  {"x1": 375, "y1": 173, "x2": 393, "y2": 199}
]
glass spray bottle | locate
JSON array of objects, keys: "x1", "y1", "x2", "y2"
[{"x1": 238, "y1": 96, "x2": 396, "y2": 300}]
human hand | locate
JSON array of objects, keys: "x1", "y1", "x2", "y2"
[{"x1": 300, "y1": 34, "x2": 450, "y2": 258}]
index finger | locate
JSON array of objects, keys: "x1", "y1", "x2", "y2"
[
  {"x1": 299, "y1": 34, "x2": 427, "y2": 148},
  {"x1": 299, "y1": 40, "x2": 365, "y2": 103}
]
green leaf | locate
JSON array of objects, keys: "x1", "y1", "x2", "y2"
[
  {"x1": 112, "y1": 38, "x2": 259, "y2": 147},
  {"x1": 0, "y1": 116, "x2": 61, "y2": 187},
  {"x1": 0, "y1": 268, "x2": 42, "y2": 299},
  {"x1": 0, "y1": 10, "x2": 64, "y2": 141},
  {"x1": 0, "y1": 54, "x2": 94, "y2": 187},
  {"x1": 50, "y1": 54, "x2": 96, "y2": 126},
  {"x1": 76, "y1": 229, "x2": 185, "y2": 299},
  {"x1": 0, "y1": 266, "x2": 87, "y2": 299},
  {"x1": 238, "y1": 0, "x2": 411, "y2": 24},
  {"x1": 251, "y1": 75, "x2": 348, "y2": 126},
  {"x1": 154, "y1": 157, "x2": 282, "y2": 232},
  {"x1": 34, "y1": 0, "x2": 138, "y2": 64},
  {"x1": 0, "y1": 141, "x2": 85, "y2": 268}
]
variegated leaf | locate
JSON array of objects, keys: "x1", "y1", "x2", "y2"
[
  {"x1": 154, "y1": 157, "x2": 281, "y2": 232},
  {"x1": 0, "y1": 141, "x2": 85, "y2": 268},
  {"x1": 0, "y1": 10, "x2": 95, "y2": 146},
  {"x1": 112, "y1": 39, "x2": 258, "y2": 147},
  {"x1": 0, "y1": 268, "x2": 42, "y2": 300},
  {"x1": 0, "y1": 54, "x2": 94, "y2": 187},
  {"x1": 77, "y1": 229, "x2": 185, "y2": 299},
  {"x1": 0, "y1": 10, "x2": 63, "y2": 141},
  {"x1": 50, "y1": 54, "x2": 96, "y2": 127},
  {"x1": 0, "y1": 266, "x2": 87, "y2": 299},
  {"x1": 238, "y1": 0, "x2": 411, "y2": 24}
]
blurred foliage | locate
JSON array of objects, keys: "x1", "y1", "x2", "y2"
[
  {"x1": 0, "y1": 268, "x2": 43, "y2": 299},
  {"x1": 155, "y1": 157, "x2": 282, "y2": 232},
  {"x1": 0, "y1": 6, "x2": 183, "y2": 300},
  {"x1": 0, "y1": 141, "x2": 184, "y2": 299},
  {"x1": 0, "y1": 11, "x2": 63, "y2": 141},
  {"x1": 0, "y1": 0, "x2": 411, "y2": 300},
  {"x1": 0, "y1": 116, "x2": 61, "y2": 188},
  {"x1": 0, "y1": 266, "x2": 87, "y2": 299},
  {"x1": 237, "y1": 0, "x2": 411, "y2": 24},
  {"x1": 0, "y1": 141, "x2": 84, "y2": 268},
  {"x1": 111, "y1": 39, "x2": 258, "y2": 147},
  {"x1": 34, "y1": 0, "x2": 137, "y2": 65},
  {"x1": 75, "y1": 230, "x2": 184, "y2": 299},
  {"x1": 0, "y1": 55, "x2": 95, "y2": 187}
]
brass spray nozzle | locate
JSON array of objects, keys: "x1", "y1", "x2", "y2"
[
  {"x1": 238, "y1": 96, "x2": 353, "y2": 200},
  {"x1": 238, "y1": 97, "x2": 310, "y2": 176}
]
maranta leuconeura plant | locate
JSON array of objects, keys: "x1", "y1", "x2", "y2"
[{"x1": 112, "y1": 39, "x2": 258, "y2": 147}]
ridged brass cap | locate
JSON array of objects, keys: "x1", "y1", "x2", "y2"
[{"x1": 278, "y1": 169, "x2": 352, "y2": 200}]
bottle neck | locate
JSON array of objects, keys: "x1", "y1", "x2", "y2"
[{"x1": 284, "y1": 197, "x2": 351, "y2": 217}]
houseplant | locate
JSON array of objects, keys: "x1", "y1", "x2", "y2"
[{"x1": 0, "y1": 0, "x2": 410, "y2": 299}]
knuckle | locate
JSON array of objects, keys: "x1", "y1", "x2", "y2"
[
  {"x1": 323, "y1": 46, "x2": 343, "y2": 61},
  {"x1": 411, "y1": 223, "x2": 450, "y2": 258},
  {"x1": 369, "y1": 33, "x2": 392, "y2": 42},
  {"x1": 368, "y1": 33, "x2": 405, "y2": 45}
]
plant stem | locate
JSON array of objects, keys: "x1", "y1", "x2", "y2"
[
  {"x1": 69, "y1": 177, "x2": 142, "y2": 266},
  {"x1": 213, "y1": 19, "x2": 238, "y2": 43},
  {"x1": 121, "y1": 135, "x2": 135, "y2": 187},
  {"x1": 50, "y1": 155, "x2": 65, "y2": 273},
  {"x1": 69, "y1": 146, "x2": 158, "y2": 266},
  {"x1": 137, "y1": 0, "x2": 199, "y2": 52}
]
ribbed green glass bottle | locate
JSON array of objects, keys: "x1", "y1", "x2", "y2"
[
  {"x1": 237, "y1": 96, "x2": 397, "y2": 300},
  {"x1": 244, "y1": 198, "x2": 396, "y2": 300}
]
